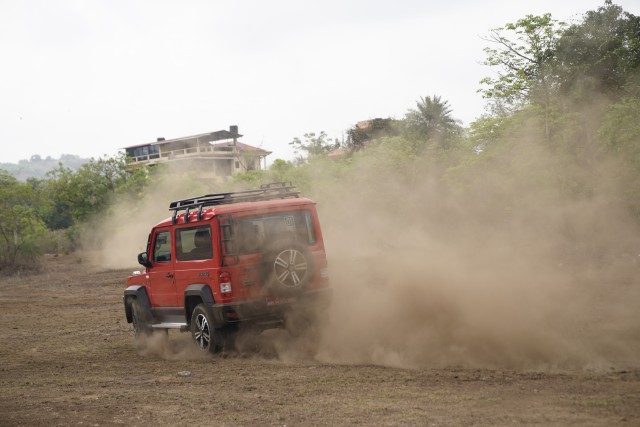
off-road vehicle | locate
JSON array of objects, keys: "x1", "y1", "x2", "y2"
[{"x1": 123, "y1": 183, "x2": 330, "y2": 352}]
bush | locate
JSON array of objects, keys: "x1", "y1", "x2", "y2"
[{"x1": 0, "y1": 171, "x2": 48, "y2": 271}]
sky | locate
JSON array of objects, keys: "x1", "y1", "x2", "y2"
[{"x1": 1, "y1": 0, "x2": 639, "y2": 164}]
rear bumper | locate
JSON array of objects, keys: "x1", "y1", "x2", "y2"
[{"x1": 208, "y1": 287, "x2": 332, "y2": 328}]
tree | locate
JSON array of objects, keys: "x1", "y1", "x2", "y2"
[
  {"x1": 44, "y1": 165, "x2": 75, "y2": 229},
  {"x1": 468, "y1": 114, "x2": 509, "y2": 153},
  {"x1": 289, "y1": 131, "x2": 339, "y2": 162},
  {"x1": 404, "y1": 95, "x2": 461, "y2": 147},
  {"x1": 269, "y1": 159, "x2": 295, "y2": 181},
  {"x1": 599, "y1": 94, "x2": 640, "y2": 170},
  {"x1": 45, "y1": 155, "x2": 144, "y2": 227},
  {"x1": 479, "y1": 14, "x2": 566, "y2": 108},
  {"x1": 0, "y1": 170, "x2": 47, "y2": 270},
  {"x1": 599, "y1": 93, "x2": 640, "y2": 217},
  {"x1": 554, "y1": 1, "x2": 640, "y2": 100}
]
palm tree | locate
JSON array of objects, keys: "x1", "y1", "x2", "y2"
[{"x1": 405, "y1": 95, "x2": 460, "y2": 142}]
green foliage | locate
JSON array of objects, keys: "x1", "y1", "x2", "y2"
[
  {"x1": 599, "y1": 95, "x2": 640, "y2": 155},
  {"x1": 268, "y1": 159, "x2": 296, "y2": 182},
  {"x1": 599, "y1": 94, "x2": 640, "y2": 215},
  {"x1": 404, "y1": 95, "x2": 461, "y2": 143},
  {"x1": 481, "y1": 2, "x2": 640, "y2": 109},
  {"x1": 555, "y1": 1, "x2": 640, "y2": 100},
  {"x1": 114, "y1": 164, "x2": 153, "y2": 198},
  {"x1": 45, "y1": 155, "x2": 150, "y2": 227},
  {"x1": 0, "y1": 153, "x2": 155, "y2": 269},
  {"x1": 232, "y1": 157, "x2": 315, "y2": 193},
  {"x1": 289, "y1": 131, "x2": 339, "y2": 162},
  {"x1": 0, "y1": 170, "x2": 48, "y2": 271},
  {"x1": 480, "y1": 13, "x2": 565, "y2": 107},
  {"x1": 468, "y1": 115, "x2": 509, "y2": 151},
  {"x1": 231, "y1": 169, "x2": 267, "y2": 186}
]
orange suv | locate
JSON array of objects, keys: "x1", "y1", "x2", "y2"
[{"x1": 123, "y1": 183, "x2": 330, "y2": 352}]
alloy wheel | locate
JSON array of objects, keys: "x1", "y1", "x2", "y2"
[
  {"x1": 194, "y1": 313, "x2": 211, "y2": 350},
  {"x1": 273, "y1": 249, "x2": 308, "y2": 287}
]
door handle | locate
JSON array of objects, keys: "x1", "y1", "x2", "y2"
[{"x1": 165, "y1": 272, "x2": 174, "y2": 279}]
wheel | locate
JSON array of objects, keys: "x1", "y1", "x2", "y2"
[
  {"x1": 263, "y1": 241, "x2": 314, "y2": 296},
  {"x1": 130, "y1": 299, "x2": 152, "y2": 338},
  {"x1": 190, "y1": 304, "x2": 235, "y2": 354}
]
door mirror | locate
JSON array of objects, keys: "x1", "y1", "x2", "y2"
[{"x1": 138, "y1": 252, "x2": 152, "y2": 268}]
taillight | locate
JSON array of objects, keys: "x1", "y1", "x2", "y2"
[{"x1": 219, "y1": 271, "x2": 232, "y2": 294}]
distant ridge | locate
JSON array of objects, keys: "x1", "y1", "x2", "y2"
[{"x1": 0, "y1": 154, "x2": 91, "y2": 181}]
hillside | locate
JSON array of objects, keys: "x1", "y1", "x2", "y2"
[{"x1": 0, "y1": 154, "x2": 91, "y2": 180}]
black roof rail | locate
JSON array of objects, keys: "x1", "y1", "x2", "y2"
[{"x1": 169, "y1": 182, "x2": 300, "y2": 224}]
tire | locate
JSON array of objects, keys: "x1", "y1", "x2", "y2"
[
  {"x1": 262, "y1": 241, "x2": 314, "y2": 296},
  {"x1": 190, "y1": 304, "x2": 236, "y2": 354},
  {"x1": 130, "y1": 299, "x2": 152, "y2": 338}
]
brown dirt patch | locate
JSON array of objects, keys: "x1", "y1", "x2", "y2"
[{"x1": 0, "y1": 255, "x2": 638, "y2": 425}]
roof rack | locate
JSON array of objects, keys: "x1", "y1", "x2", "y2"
[{"x1": 168, "y1": 182, "x2": 300, "y2": 224}]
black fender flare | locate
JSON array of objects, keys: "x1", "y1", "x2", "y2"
[
  {"x1": 184, "y1": 284, "x2": 215, "y2": 325},
  {"x1": 123, "y1": 285, "x2": 152, "y2": 323}
]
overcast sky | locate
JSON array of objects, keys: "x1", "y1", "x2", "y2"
[{"x1": 1, "y1": 0, "x2": 639, "y2": 163}]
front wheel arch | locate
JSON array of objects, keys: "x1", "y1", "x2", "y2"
[{"x1": 123, "y1": 285, "x2": 151, "y2": 323}]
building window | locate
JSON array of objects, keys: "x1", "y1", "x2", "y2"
[{"x1": 127, "y1": 144, "x2": 158, "y2": 159}]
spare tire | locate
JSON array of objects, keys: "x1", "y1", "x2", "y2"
[{"x1": 262, "y1": 240, "x2": 314, "y2": 295}]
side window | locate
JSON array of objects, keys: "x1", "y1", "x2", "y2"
[
  {"x1": 176, "y1": 225, "x2": 213, "y2": 261},
  {"x1": 153, "y1": 231, "x2": 172, "y2": 262}
]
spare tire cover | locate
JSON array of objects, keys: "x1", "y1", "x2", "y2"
[{"x1": 262, "y1": 241, "x2": 314, "y2": 295}]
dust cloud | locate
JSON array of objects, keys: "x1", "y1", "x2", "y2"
[
  {"x1": 84, "y1": 161, "x2": 222, "y2": 269},
  {"x1": 311, "y1": 129, "x2": 640, "y2": 370},
  {"x1": 135, "y1": 331, "x2": 211, "y2": 361},
  {"x1": 94, "y1": 119, "x2": 640, "y2": 371}
]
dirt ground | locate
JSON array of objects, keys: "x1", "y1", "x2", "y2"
[{"x1": 0, "y1": 255, "x2": 639, "y2": 426}]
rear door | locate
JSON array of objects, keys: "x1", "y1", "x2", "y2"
[
  {"x1": 147, "y1": 227, "x2": 177, "y2": 307},
  {"x1": 221, "y1": 209, "x2": 320, "y2": 299},
  {"x1": 173, "y1": 222, "x2": 216, "y2": 302},
  {"x1": 219, "y1": 215, "x2": 262, "y2": 301}
]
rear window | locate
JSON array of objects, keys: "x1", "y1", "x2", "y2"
[
  {"x1": 223, "y1": 210, "x2": 316, "y2": 255},
  {"x1": 176, "y1": 225, "x2": 213, "y2": 261}
]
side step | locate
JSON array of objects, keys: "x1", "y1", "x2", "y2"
[{"x1": 151, "y1": 322, "x2": 188, "y2": 331}]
